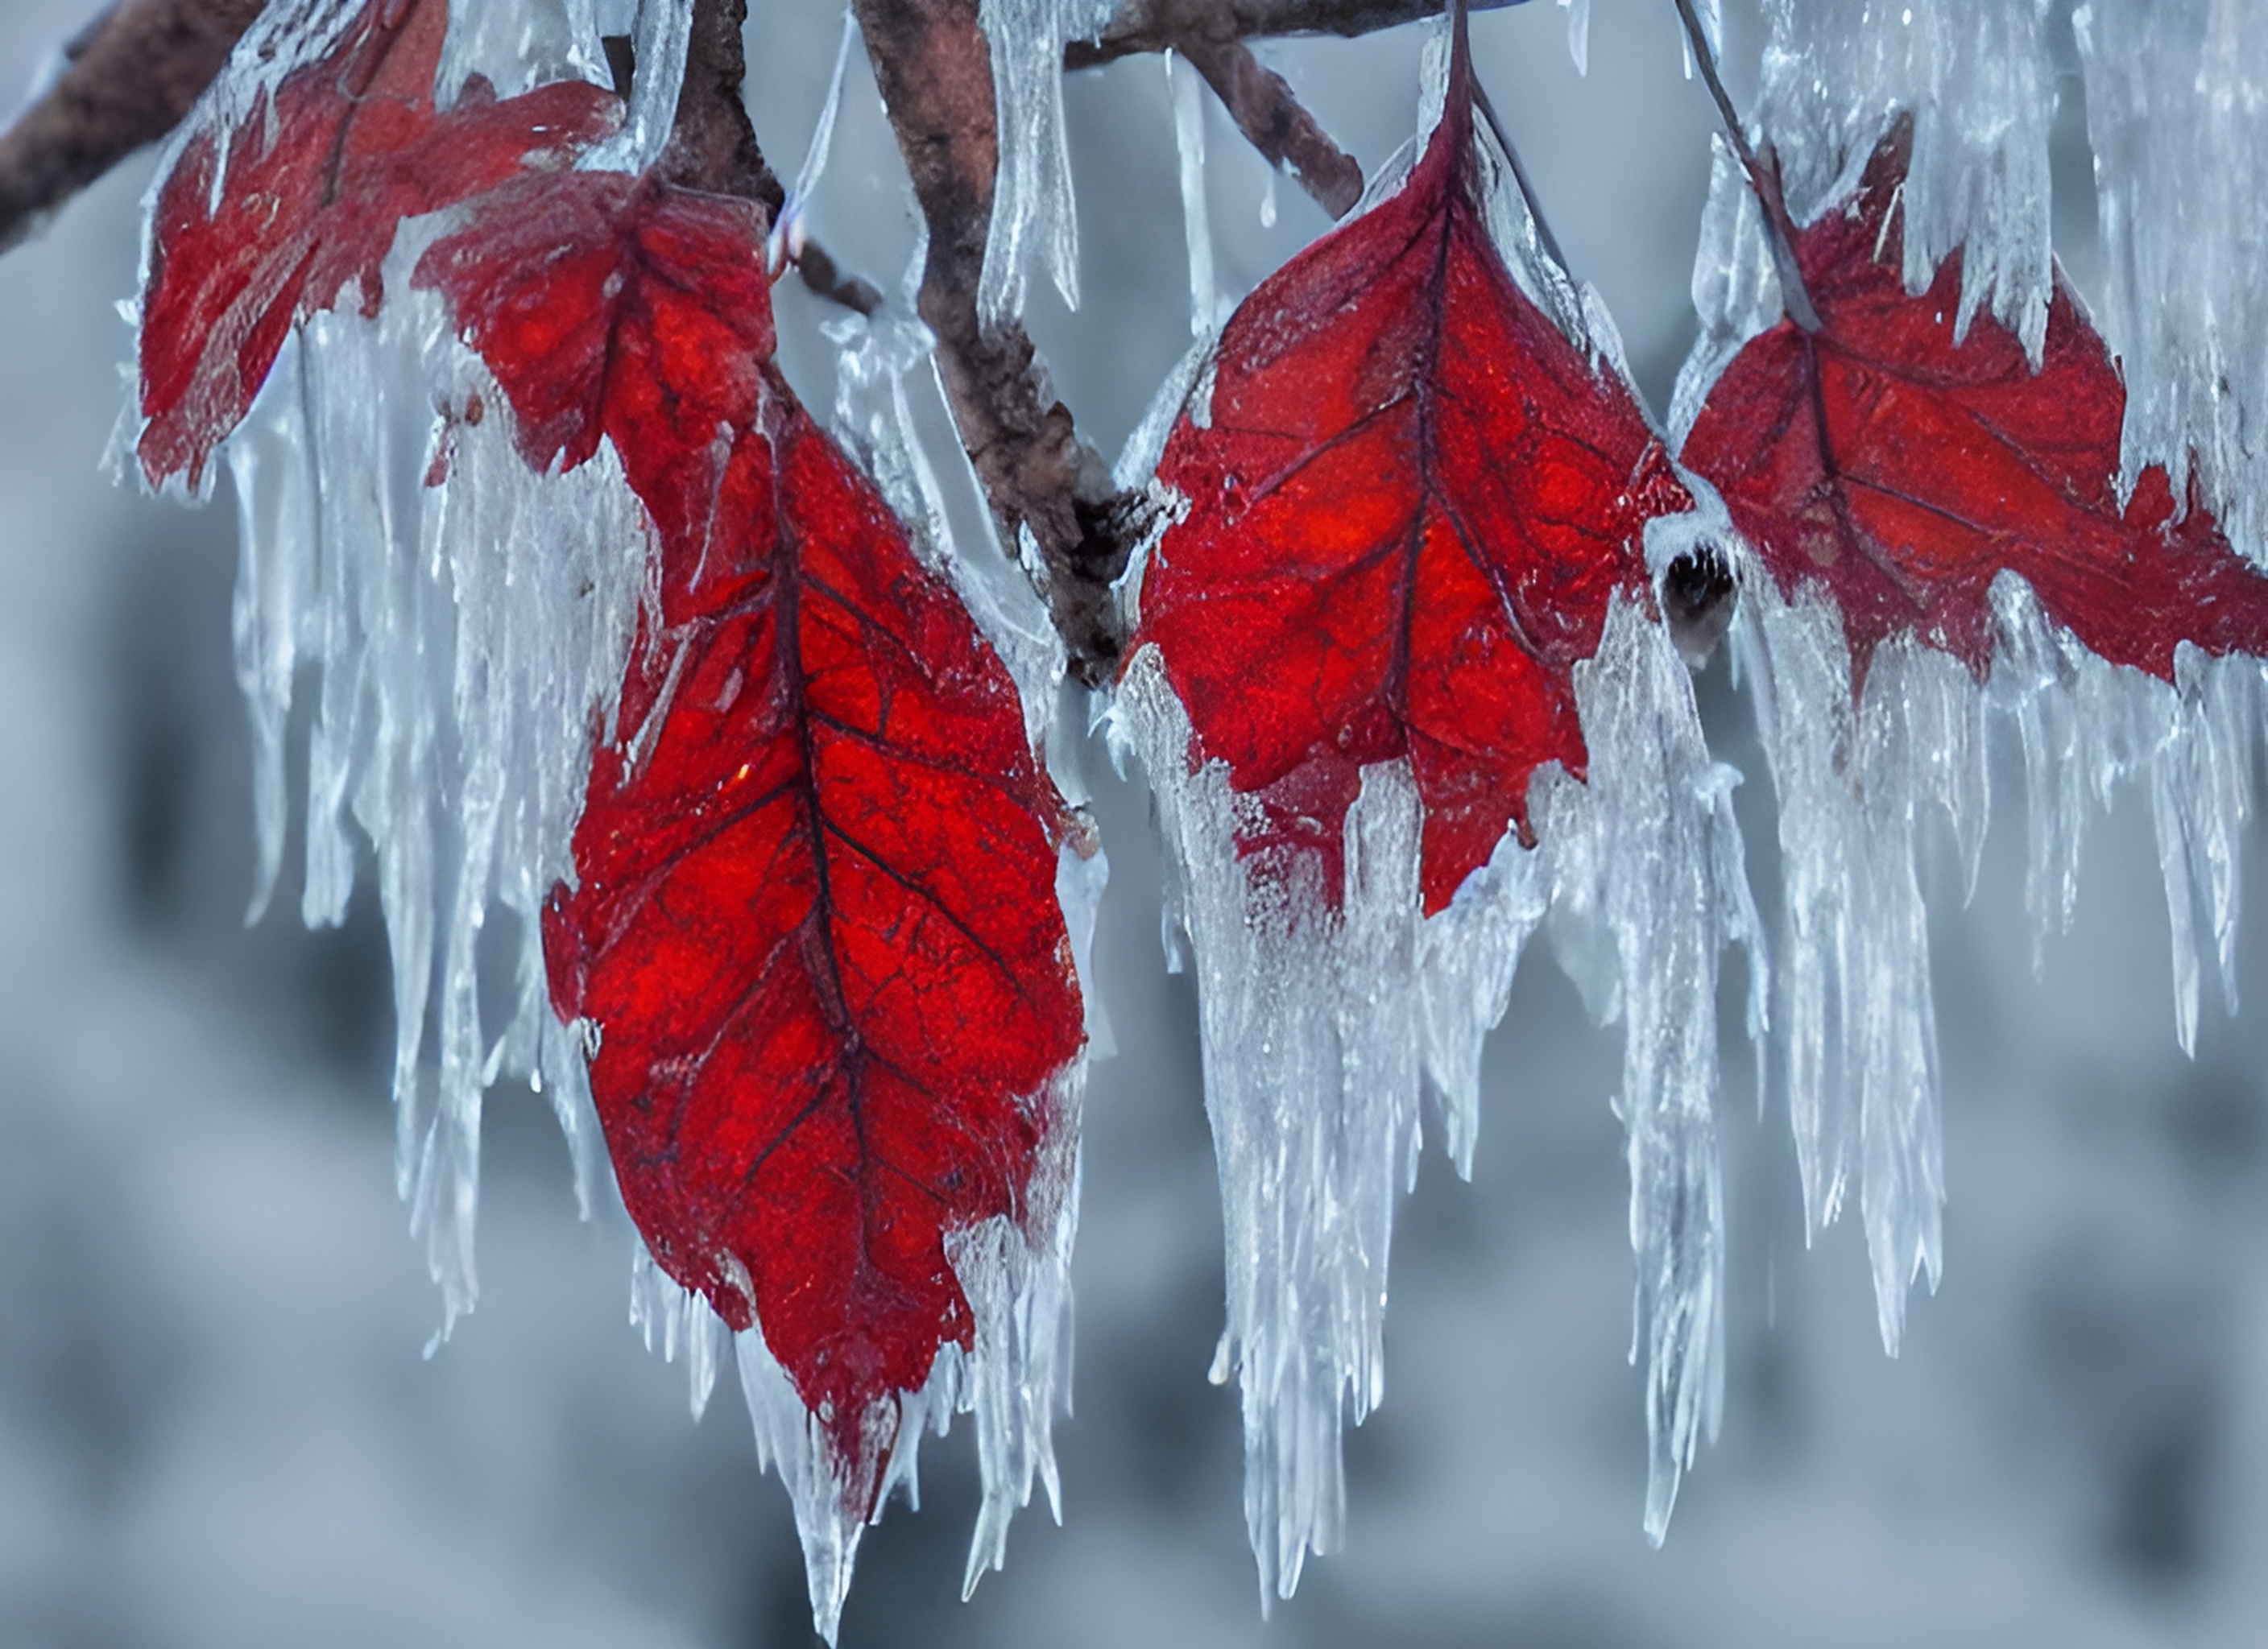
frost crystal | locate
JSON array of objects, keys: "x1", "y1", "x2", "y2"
[
  {"x1": 976, "y1": 0, "x2": 1114, "y2": 329},
  {"x1": 1756, "y1": 0, "x2": 2057, "y2": 358},
  {"x1": 2076, "y1": 0, "x2": 2268, "y2": 564},
  {"x1": 1114, "y1": 597, "x2": 1758, "y2": 1589}
]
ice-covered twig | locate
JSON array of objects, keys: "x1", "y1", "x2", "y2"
[
  {"x1": 0, "y1": 0, "x2": 263, "y2": 252},
  {"x1": 1174, "y1": 35, "x2": 1362, "y2": 221},
  {"x1": 1066, "y1": 0, "x2": 1529, "y2": 66},
  {"x1": 1670, "y1": 0, "x2": 1819, "y2": 333},
  {"x1": 853, "y1": 0, "x2": 1136, "y2": 686}
]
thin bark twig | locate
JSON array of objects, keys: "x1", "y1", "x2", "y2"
[
  {"x1": 1066, "y1": 0, "x2": 1527, "y2": 67},
  {"x1": 0, "y1": 0, "x2": 265, "y2": 251},
  {"x1": 1670, "y1": 0, "x2": 1820, "y2": 333},
  {"x1": 1471, "y1": 77, "x2": 1567, "y2": 275},
  {"x1": 853, "y1": 0, "x2": 1134, "y2": 686},
  {"x1": 1177, "y1": 35, "x2": 1362, "y2": 219}
]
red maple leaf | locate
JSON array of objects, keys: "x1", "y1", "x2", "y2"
[
  {"x1": 1130, "y1": 27, "x2": 1691, "y2": 917},
  {"x1": 137, "y1": 0, "x2": 619, "y2": 491},
  {"x1": 1681, "y1": 123, "x2": 2268, "y2": 684},
  {"x1": 421, "y1": 177, "x2": 1086, "y2": 1501}
]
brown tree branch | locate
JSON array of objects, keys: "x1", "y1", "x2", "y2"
[
  {"x1": 1178, "y1": 35, "x2": 1362, "y2": 219},
  {"x1": 656, "y1": 0, "x2": 777, "y2": 202},
  {"x1": 0, "y1": 0, "x2": 264, "y2": 252},
  {"x1": 1066, "y1": 0, "x2": 1525, "y2": 67},
  {"x1": 853, "y1": 0, "x2": 1133, "y2": 686}
]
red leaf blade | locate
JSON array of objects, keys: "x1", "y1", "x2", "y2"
[
  {"x1": 428, "y1": 179, "x2": 1084, "y2": 1502},
  {"x1": 1133, "y1": 89, "x2": 1690, "y2": 915},
  {"x1": 136, "y1": 0, "x2": 619, "y2": 490},
  {"x1": 1682, "y1": 124, "x2": 2268, "y2": 683}
]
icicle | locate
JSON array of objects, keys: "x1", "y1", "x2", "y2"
[
  {"x1": 2076, "y1": 0, "x2": 2268, "y2": 565},
  {"x1": 1111, "y1": 593, "x2": 1757, "y2": 1587},
  {"x1": 1115, "y1": 653, "x2": 1471, "y2": 1601},
  {"x1": 1260, "y1": 167, "x2": 1279, "y2": 229},
  {"x1": 1669, "y1": 141, "x2": 1784, "y2": 448},
  {"x1": 630, "y1": 1245, "x2": 727, "y2": 1419},
  {"x1": 1728, "y1": 550, "x2": 2266, "y2": 1355},
  {"x1": 224, "y1": 337, "x2": 319, "y2": 924},
  {"x1": 715, "y1": 1059, "x2": 1086, "y2": 1643},
  {"x1": 207, "y1": 219, "x2": 650, "y2": 1348},
  {"x1": 1535, "y1": 597, "x2": 1761, "y2": 1539},
  {"x1": 1558, "y1": 0, "x2": 1592, "y2": 76},
  {"x1": 977, "y1": 0, "x2": 1115, "y2": 329},
  {"x1": 735, "y1": 1320, "x2": 871, "y2": 1647},
  {"x1": 1988, "y1": 578, "x2": 2261, "y2": 1053},
  {"x1": 1165, "y1": 52, "x2": 1222, "y2": 337},
  {"x1": 581, "y1": 0, "x2": 693, "y2": 175},
  {"x1": 768, "y1": 10, "x2": 859, "y2": 277},
  {"x1": 440, "y1": 0, "x2": 614, "y2": 102},
  {"x1": 1732, "y1": 575, "x2": 1965, "y2": 1352},
  {"x1": 1754, "y1": 0, "x2": 2056, "y2": 359}
]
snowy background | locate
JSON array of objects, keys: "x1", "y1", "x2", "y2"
[{"x1": 7, "y1": 1, "x2": 2268, "y2": 1644}]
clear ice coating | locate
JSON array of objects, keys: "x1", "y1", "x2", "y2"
[
  {"x1": 707, "y1": 1056, "x2": 1084, "y2": 1643},
  {"x1": 2076, "y1": 0, "x2": 2268, "y2": 564},
  {"x1": 975, "y1": 0, "x2": 1115, "y2": 329},
  {"x1": 1106, "y1": 37, "x2": 1763, "y2": 1589},
  {"x1": 1676, "y1": 35, "x2": 2268, "y2": 1357},
  {"x1": 213, "y1": 262, "x2": 650, "y2": 1343},
  {"x1": 1754, "y1": 0, "x2": 2057, "y2": 359},
  {"x1": 140, "y1": 6, "x2": 1096, "y2": 1635},
  {"x1": 1112, "y1": 597, "x2": 1759, "y2": 1590},
  {"x1": 1165, "y1": 50, "x2": 1223, "y2": 337}
]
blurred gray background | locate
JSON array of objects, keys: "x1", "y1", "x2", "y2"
[{"x1": 6, "y1": 1, "x2": 2268, "y2": 1644}]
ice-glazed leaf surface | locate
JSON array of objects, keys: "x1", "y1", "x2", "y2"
[
  {"x1": 417, "y1": 170, "x2": 776, "y2": 546},
  {"x1": 421, "y1": 176, "x2": 1085, "y2": 1500},
  {"x1": 137, "y1": 0, "x2": 619, "y2": 490},
  {"x1": 1682, "y1": 125, "x2": 2268, "y2": 684},
  {"x1": 1132, "y1": 69, "x2": 1691, "y2": 916}
]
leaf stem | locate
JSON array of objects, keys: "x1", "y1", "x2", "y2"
[
  {"x1": 1472, "y1": 76, "x2": 1570, "y2": 279},
  {"x1": 1670, "y1": 0, "x2": 1819, "y2": 333}
]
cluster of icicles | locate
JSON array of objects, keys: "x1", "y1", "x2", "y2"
[{"x1": 133, "y1": 0, "x2": 2268, "y2": 1637}]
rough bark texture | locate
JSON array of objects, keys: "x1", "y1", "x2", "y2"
[
  {"x1": 1066, "y1": 0, "x2": 1521, "y2": 66},
  {"x1": 0, "y1": 0, "x2": 266, "y2": 251},
  {"x1": 1181, "y1": 35, "x2": 1362, "y2": 219},
  {"x1": 855, "y1": 0, "x2": 1135, "y2": 685},
  {"x1": 656, "y1": 0, "x2": 778, "y2": 203}
]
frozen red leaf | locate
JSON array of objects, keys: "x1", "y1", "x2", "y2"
[
  {"x1": 1681, "y1": 124, "x2": 2268, "y2": 684},
  {"x1": 426, "y1": 176, "x2": 1085, "y2": 1501},
  {"x1": 417, "y1": 170, "x2": 776, "y2": 552},
  {"x1": 136, "y1": 0, "x2": 618, "y2": 490},
  {"x1": 1131, "y1": 35, "x2": 1690, "y2": 917}
]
